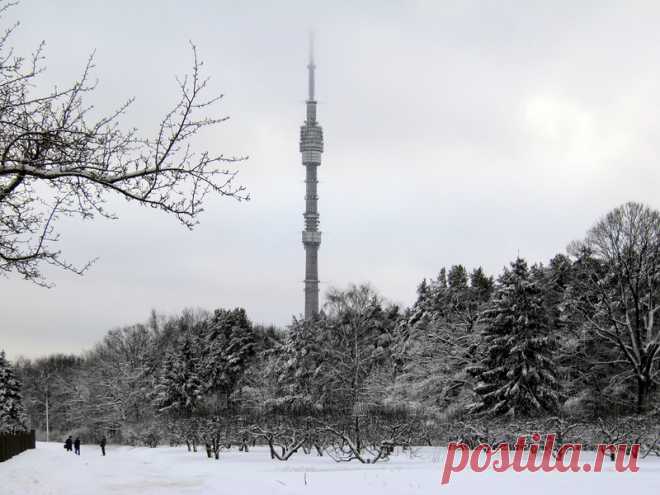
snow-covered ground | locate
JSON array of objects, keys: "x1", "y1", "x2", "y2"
[{"x1": 2, "y1": 442, "x2": 659, "y2": 494}]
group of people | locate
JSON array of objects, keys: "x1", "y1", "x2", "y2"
[
  {"x1": 63, "y1": 436, "x2": 80, "y2": 455},
  {"x1": 64, "y1": 435, "x2": 107, "y2": 456}
]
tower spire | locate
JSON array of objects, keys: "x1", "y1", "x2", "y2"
[
  {"x1": 307, "y1": 32, "x2": 315, "y2": 101},
  {"x1": 299, "y1": 33, "x2": 324, "y2": 319}
]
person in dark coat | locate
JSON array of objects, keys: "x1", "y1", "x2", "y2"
[
  {"x1": 64, "y1": 436, "x2": 73, "y2": 452},
  {"x1": 99, "y1": 436, "x2": 107, "y2": 456},
  {"x1": 74, "y1": 437, "x2": 81, "y2": 455}
]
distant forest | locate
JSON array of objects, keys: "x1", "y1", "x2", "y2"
[{"x1": 2, "y1": 201, "x2": 659, "y2": 459}]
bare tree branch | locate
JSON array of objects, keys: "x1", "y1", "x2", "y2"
[{"x1": 0, "y1": 6, "x2": 248, "y2": 285}]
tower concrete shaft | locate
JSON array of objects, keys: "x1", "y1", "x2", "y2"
[{"x1": 300, "y1": 35, "x2": 323, "y2": 319}]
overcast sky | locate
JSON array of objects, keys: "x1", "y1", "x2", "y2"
[{"x1": 2, "y1": 0, "x2": 659, "y2": 360}]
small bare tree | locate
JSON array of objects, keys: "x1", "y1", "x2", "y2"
[
  {"x1": 323, "y1": 420, "x2": 412, "y2": 464},
  {"x1": 0, "y1": 3, "x2": 247, "y2": 285},
  {"x1": 249, "y1": 424, "x2": 309, "y2": 461},
  {"x1": 199, "y1": 418, "x2": 231, "y2": 460},
  {"x1": 596, "y1": 416, "x2": 660, "y2": 459},
  {"x1": 543, "y1": 416, "x2": 583, "y2": 458}
]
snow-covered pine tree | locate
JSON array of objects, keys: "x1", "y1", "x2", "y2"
[
  {"x1": 0, "y1": 350, "x2": 28, "y2": 432},
  {"x1": 470, "y1": 266, "x2": 495, "y2": 302},
  {"x1": 276, "y1": 316, "x2": 331, "y2": 413},
  {"x1": 448, "y1": 264, "x2": 469, "y2": 290},
  {"x1": 152, "y1": 334, "x2": 204, "y2": 416},
  {"x1": 392, "y1": 265, "x2": 493, "y2": 414},
  {"x1": 468, "y1": 258, "x2": 560, "y2": 418},
  {"x1": 200, "y1": 308, "x2": 256, "y2": 408}
]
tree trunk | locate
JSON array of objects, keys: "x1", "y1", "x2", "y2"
[
  {"x1": 636, "y1": 376, "x2": 649, "y2": 414},
  {"x1": 45, "y1": 395, "x2": 49, "y2": 443}
]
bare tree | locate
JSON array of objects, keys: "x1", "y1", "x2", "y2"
[
  {"x1": 322, "y1": 284, "x2": 398, "y2": 410},
  {"x1": 15, "y1": 354, "x2": 82, "y2": 441},
  {"x1": 249, "y1": 424, "x2": 308, "y2": 461},
  {"x1": 322, "y1": 421, "x2": 412, "y2": 464},
  {"x1": 0, "y1": 3, "x2": 247, "y2": 285},
  {"x1": 85, "y1": 326, "x2": 154, "y2": 426},
  {"x1": 566, "y1": 202, "x2": 660, "y2": 413},
  {"x1": 595, "y1": 416, "x2": 660, "y2": 459}
]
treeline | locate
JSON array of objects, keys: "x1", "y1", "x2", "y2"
[{"x1": 3, "y1": 201, "x2": 660, "y2": 446}]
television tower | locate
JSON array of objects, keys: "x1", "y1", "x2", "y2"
[{"x1": 300, "y1": 34, "x2": 324, "y2": 319}]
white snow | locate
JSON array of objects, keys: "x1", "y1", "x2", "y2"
[{"x1": 1, "y1": 442, "x2": 659, "y2": 494}]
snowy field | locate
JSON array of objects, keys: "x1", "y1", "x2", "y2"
[{"x1": 2, "y1": 442, "x2": 659, "y2": 494}]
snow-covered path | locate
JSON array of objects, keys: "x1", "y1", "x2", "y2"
[{"x1": 2, "y1": 442, "x2": 659, "y2": 494}]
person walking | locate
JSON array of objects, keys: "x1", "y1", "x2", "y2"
[
  {"x1": 64, "y1": 436, "x2": 73, "y2": 452},
  {"x1": 74, "y1": 437, "x2": 81, "y2": 456},
  {"x1": 99, "y1": 436, "x2": 107, "y2": 456}
]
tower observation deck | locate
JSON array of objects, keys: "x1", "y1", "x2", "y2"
[{"x1": 300, "y1": 35, "x2": 324, "y2": 319}]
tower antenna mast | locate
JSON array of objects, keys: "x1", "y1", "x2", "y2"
[{"x1": 308, "y1": 32, "x2": 315, "y2": 101}]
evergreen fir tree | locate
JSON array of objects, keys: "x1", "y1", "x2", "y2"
[
  {"x1": 276, "y1": 317, "x2": 331, "y2": 412},
  {"x1": 152, "y1": 335, "x2": 204, "y2": 416},
  {"x1": 0, "y1": 350, "x2": 27, "y2": 432},
  {"x1": 416, "y1": 278, "x2": 429, "y2": 299},
  {"x1": 393, "y1": 265, "x2": 494, "y2": 414},
  {"x1": 436, "y1": 268, "x2": 448, "y2": 289},
  {"x1": 470, "y1": 267, "x2": 494, "y2": 301},
  {"x1": 469, "y1": 258, "x2": 561, "y2": 418},
  {"x1": 201, "y1": 308, "x2": 256, "y2": 405},
  {"x1": 448, "y1": 265, "x2": 468, "y2": 290}
]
